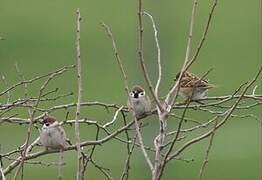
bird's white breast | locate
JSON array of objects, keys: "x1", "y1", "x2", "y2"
[{"x1": 40, "y1": 123, "x2": 65, "y2": 149}]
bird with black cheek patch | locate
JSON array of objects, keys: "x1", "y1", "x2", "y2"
[
  {"x1": 175, "y1": 71, "x2": 215, "y2": 101},
  {"x1": 127, "y1": 85, "x2": 151, "y2": 119},
  {"x1": 39, "y1": 116, "x2": 66, "y2": 150}
]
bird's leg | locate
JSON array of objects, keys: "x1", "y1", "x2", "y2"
[{"x1": 59, "y1": 144, "x2": 65, "y2": 152}]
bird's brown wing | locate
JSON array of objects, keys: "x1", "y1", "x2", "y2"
[
  {"x1": 182, "y1": 72, "x2": 211, "y2": 88},
  {"x1": 145, "y1": 95, "x2": 152, "y2": 113}
]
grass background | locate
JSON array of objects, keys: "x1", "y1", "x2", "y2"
[{"x1": 0, "y1": 0, "x2": 261, "y2": 179}]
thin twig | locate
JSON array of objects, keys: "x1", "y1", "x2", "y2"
[
  {"x1": 137, "y1": 0, "x2": 163, "y2": 112},
  {"x1": 103, "y1": 106, "x2": 124, "y2": 128},
  {"x1": 187, "y1": 0, "x2": 218, "y2": 69},
  {"x1": 198, "y1": 119, "x2": 218, "y2": 180},
  {"x1": 101, "y1": 22, "x2": 130, "y2": 95},
  {"x1": 12, "y1": 65, "x2": 71, "y2": 180},
  {"x1": 143, "y1": 11, "x2": 162, "y2": 97},
  {"x1": 120, "y1": 134, "x2": 138, "y2": 180},
  {"x1": 0, "y1": 65, "x2": 75, "y2": 97},
  {"x1": 102, "y1": 20, "x2": 154, "y2": 171},
  {"x1": 14, "y1": 63, "x2": 28, "y2": 98},
  {"x1": 0, "y1": 162, "x2": 6, "y2": 180},
  {"x1": 167, "y1": 67, "x2": 262, "y2": 161},
  {"x1": 3, "y1": 119, "x2": 135, "y2": 176},
  {"x1": 165, "y1": 0, "x2": 198, "y2": 110},
  {"x1": 1, "y1": 74, "x2": 11, "y2": 104}
]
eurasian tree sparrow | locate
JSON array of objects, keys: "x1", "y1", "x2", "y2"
[
  {"x1": 40, "y1": 116, "x2": 66, "y2": 150},
  {"x1": 175, "y1": 71, "x2": 215, "y2": 100},
  {"x1": 128, "y1": 85, "x2": 151, "y2": 118}
]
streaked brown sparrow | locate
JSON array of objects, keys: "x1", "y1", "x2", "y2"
[
  {"x1": 175, "y1": 71, "x2": 215, "y2": 100},
  {"x1": 39, "y1": 116, "x2": 66, "y2": 150},
  {"x1": 127, "y1": 85, "x2": 151, "y2": 118}
]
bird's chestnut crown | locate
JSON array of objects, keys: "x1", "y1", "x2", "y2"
[
  {"x1": 43, "y1": 116, "x2": 56, "y2": 126},
  {"x1": 130, "y1": 85, "x2": 145, "y2": 99}
]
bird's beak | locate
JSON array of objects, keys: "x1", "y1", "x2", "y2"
[{"x1": 134, "y1": 93, "x2": 139, "y2": 98}]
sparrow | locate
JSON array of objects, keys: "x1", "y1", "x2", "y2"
[
  {"x1": 39, "y1": 116, "x2": 66, "y2": 150},
  {"x1": 127, "y1": 85, "x2": 151, "y2": 118},
  {"x1": 175, "y1": 71, "x2": 215, "y2": 100}
]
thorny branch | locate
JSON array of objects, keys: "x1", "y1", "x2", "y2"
[
  {"x1": 1, "y1": 64, "x2": 261, "y2": 180},
  {"x1": 102, "y1": 20, "x2": 154, "y2": 171},
  {"x1": 137, "y1": 0, "x2": 163, "y2": 112},
  {"x1": 1, "y1": 1, "x2": 261, "y2": 180},
  {"x1": 197, "y1": 119, "x2": 218, "y2": 180},
  {"x1": 75, "y1": 8, "x2": 83, "y2": 180}
]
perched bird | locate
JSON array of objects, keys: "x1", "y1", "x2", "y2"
[
  {"x1": 175, "y1": 71, "x2": 215, "y2": 100},
  {"x1": 39, "y1": 116, "x2": 66, "y2": 150},
  {"x1": 127, "y1": 85, "x2": 151, "y2": 118}
]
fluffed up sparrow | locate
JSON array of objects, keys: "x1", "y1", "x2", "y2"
[
  {"x1": 175, "y1": 71, "x2": 215, "y2": 100},
  {"x1": 39, "y1": 116, "x2": 66, "y2": 150},
  {"x1": 127, "y1": 85, "x2": 151, "y2": 118}
]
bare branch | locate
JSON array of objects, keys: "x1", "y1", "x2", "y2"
[
  {"x1": 187, "y1": 0, "x2": 218, "y2": 68},
  {"x1": 14, "y1": 62, "x2": 28, "y2": 98},
  {"x1": 1, "y1": 74, "x2": 10, "y2": 104},
  {"x1": 102, "y1": 20, "x2": 154, "y2": 171},
  {"x1": 0, "y1": 162, "x2": 6, "y2": 180},
  {"x1": 198, "y1": 119, "x2": 218, "y2": 180},
  {"x1": 58, "y1": 149, "x2": 64, "y2": 180},
  {"x1": 75, "y1": 8, "x2": 83, "y2": 180},
  {"x1": 0, "y1": 1, "x2": 260, "y2": 179},
  {"x1": 167, "y1": 67, "x2": 262, "y2": 161},
  {"x1": 3, "y1": 119, "x2": 135, "y2": 176},
  {"x1": 143, "y1": 11, "x2": 162, "y2": 97},
  {"x1": 120, "y1": 134, "x2": 138, "y2": 180},
  {"x1": 137, "y1": 0, "x2": 163, "y2": 112},
  {"x1": 12, "y1": 63, "x2": 73, "y2": 179},
  {"x1": 0, "y1": 65, "x2": 75, "y2": 97},
  {"x1": 103, "y1": 106, "x2": 124, "y2": 128},
  {"x1": 101, "y1": 22, "x2": 130, "y2": 95},
  {"x1": 165, "y1": 0, "x2": 198, "y2": 110}
]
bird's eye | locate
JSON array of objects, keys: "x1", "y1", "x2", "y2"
[
  {"x1": 130, "y1": 92, "x2": 134, "y2": 97},
  {"x1": 139, "y1": 92, "x2": 144, "y2": 96}
]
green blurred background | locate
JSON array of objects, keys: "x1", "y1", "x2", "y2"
[{"x1": 0, "y1": 0, "x2": 261, "y2": 179}]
